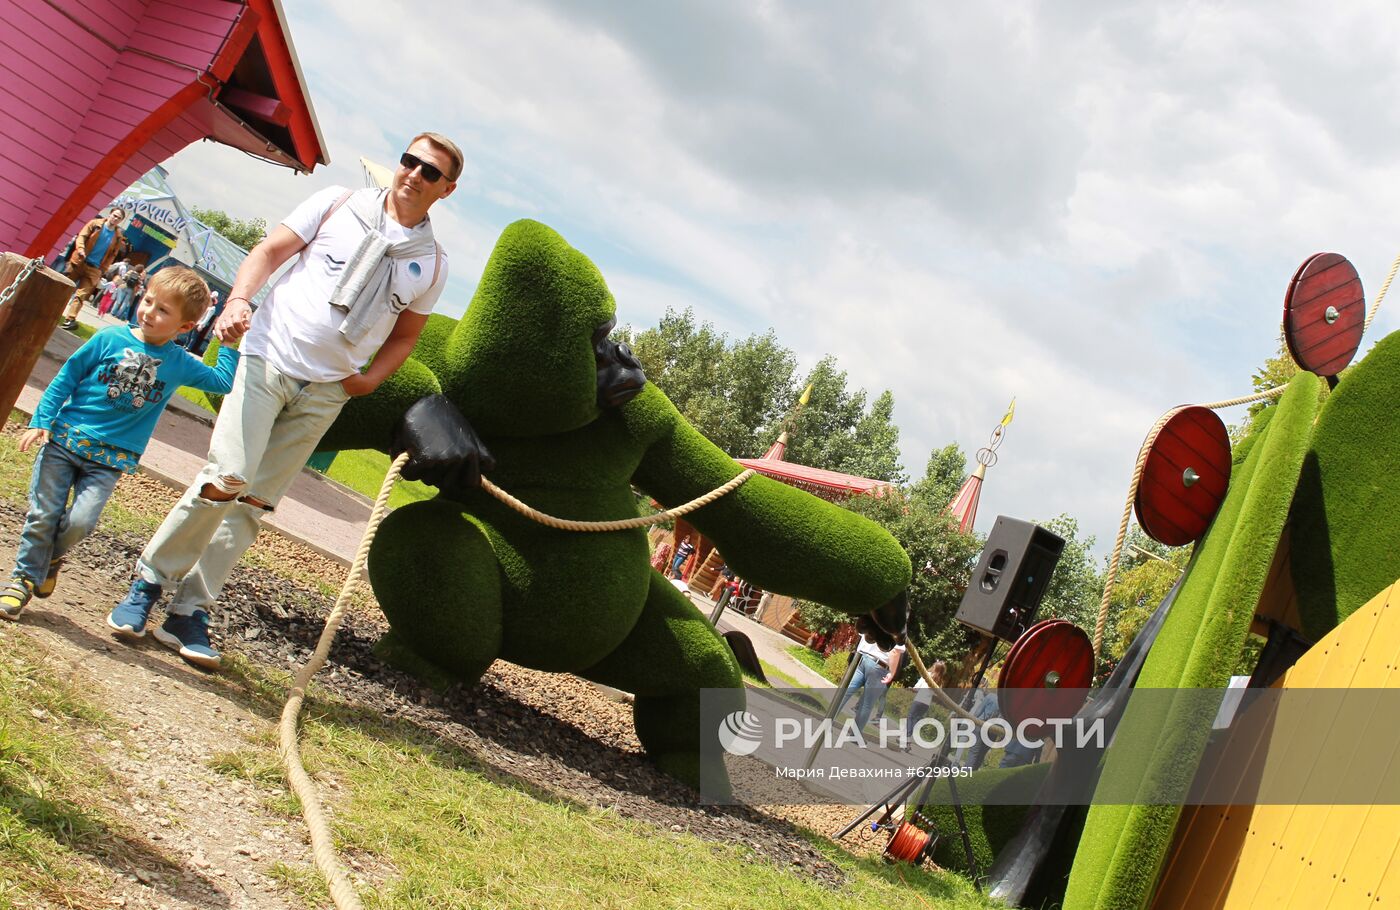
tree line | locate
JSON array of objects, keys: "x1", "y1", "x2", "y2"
[{"x1": 623, "y1": 308, "x2": 1110, "y2": 674}]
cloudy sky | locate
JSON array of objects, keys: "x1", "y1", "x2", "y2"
[{"x1": 163, "y1": 0, "x2": 1400, "y2": 555}]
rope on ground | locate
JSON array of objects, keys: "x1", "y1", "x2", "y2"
[
  {"x1": 282, "y1": 461, "x2": 757, "y2": 908},
  {"x1": 481, "y1": 469, "x2": 755, "y2": 531},
  {"x1": 279, "y1": 451, "x2": 407, "y2": 910}
]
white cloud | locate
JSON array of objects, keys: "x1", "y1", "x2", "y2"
[{"x1": 154, "y1": 0, "x2": 1400, "y2": 554}]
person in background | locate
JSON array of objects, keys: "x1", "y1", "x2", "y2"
[
  {"x1": 837, "y1": 630, "x2": 906, "y2": 731},
  {"x1": 903, "y1": 658, "x2": 947, "y2": 743},
  {"x1": 59, "y1": 207, "x2": 128, "y2": 330},
  {"x1": 649, "y1": 538, "x2": 673, "y2": 574},
  {"x1": 186, "y1": 289, "x2": 220, "y2": 353},
  {"x1": 671, "y1": 534, "x2": 695, "y2": 580},
  {"x1": 708, "y1": 562, "x2": 736, "y2": 600},
  {"x1": 112, "y1": 263, "x2": 145, "y2": 323}
]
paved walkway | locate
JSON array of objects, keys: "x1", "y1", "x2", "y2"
[{"x1": 13, "y1": 308, "x2": 831, "y2": 688}]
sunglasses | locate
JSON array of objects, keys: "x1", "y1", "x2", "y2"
[{"x1": 399, "y1": 152, "x2": 447, "y2": 184}]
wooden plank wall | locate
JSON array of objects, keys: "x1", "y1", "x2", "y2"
[
  {"x1": 0, "y1": 0, "x2": 244, "y2": 256},
  {"x1": 1150, "y1": 577, "x2": 1400, "y2": 909}
]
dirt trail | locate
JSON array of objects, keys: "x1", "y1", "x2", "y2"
[{"x1": 0, "y1": 469, "x2": 877, "y2": 909}]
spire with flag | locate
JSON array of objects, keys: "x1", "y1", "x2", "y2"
[{"x1": 946, "y1": 398, "x2": 1015, "y2": 534}]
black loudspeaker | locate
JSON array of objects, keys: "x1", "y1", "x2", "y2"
[{"x1": 955, "y1": 516, "x2": 1066, "y2": 642}]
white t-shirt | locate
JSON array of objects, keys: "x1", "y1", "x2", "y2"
[
  {"x1": 855, "y1": 635, "x2": 904, "y2": 666},
  {"x1": 243, "y1": 186, "x2": 449, "y2": 382}
]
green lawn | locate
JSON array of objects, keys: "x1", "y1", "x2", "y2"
[
  {"x1": 213, "y1": 658, "x2": 997, "y2": 910},
  {"x1": 0, "y1": 631, "x2": 156, "y2": 907}
]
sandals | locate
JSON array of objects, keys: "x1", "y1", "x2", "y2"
[
  {"x1": 34, "y1": 559, "x2": 62, "y2": 598},
  {"x1": 0, "y1": 578, "x2": 35, "y2": 620}
]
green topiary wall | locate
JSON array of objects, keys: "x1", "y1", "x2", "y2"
[
  {"x1": 1065, "y1": 370, "x2": 1323, "y2": 910},
  {"x1": 1290, "y1": 330, "x2": 1400, "y2": 641}
]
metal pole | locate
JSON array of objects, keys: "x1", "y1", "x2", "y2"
[{"x1": 803, "y1": 649, "x2": 860, "y2": 770}]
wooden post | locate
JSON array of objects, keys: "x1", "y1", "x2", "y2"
[{"x1": 0, "y1": 253, "x2": 75, "y2": 430}]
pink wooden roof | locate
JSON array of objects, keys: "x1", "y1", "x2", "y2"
[
  {"x1": 2, "y1": 0, "x2": 328, "y2": 259},
  {"x1": 735, "y1": 432, "x2": 895, "y2": 501}
]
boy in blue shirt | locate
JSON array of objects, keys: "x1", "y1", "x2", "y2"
[{"x1": 0, "y1": 267, "x2": 239, "y2": 621}]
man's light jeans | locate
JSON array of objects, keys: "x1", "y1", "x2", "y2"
[{"x1": 137, "y1": 355, "x2": 350, "y2": 615}]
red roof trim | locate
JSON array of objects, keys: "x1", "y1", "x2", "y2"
[
  {"x1": 209, "y1": 3, "x2": 260, "y2": 83},
  {"x1": 735, "y1": 457, "x2": 894, "y2": 495},
  {"x1": 244, "y1": 0, "x2": 326, "y2": 169}
]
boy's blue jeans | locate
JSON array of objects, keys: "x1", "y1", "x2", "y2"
[{"x1": 13, "y1": 443, "x2": 121, "y2": 583}]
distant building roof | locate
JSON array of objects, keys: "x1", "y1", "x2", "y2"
[
  {"x1": 734, "y1": 431, "x2": 895, "y2": 501},
  {"x1": 112, "y1": 167, "x2": 271, "y2": 304}
]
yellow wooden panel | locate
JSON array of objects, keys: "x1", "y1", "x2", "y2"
[
  {"x1": 1331, "y1": 806, "x2": 1400, "y2": 907},
  {"x1": 1157, "y1": 579, "x2": 1400, "y2": 910}
]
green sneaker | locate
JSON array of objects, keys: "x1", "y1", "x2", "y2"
[{"x1": 0, "y1": 578, "x2": 35, "y2": 621}]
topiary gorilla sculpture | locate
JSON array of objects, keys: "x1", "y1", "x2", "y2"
[{"x1": 317, "y1": 219, "x2": 911, "y2": 795}]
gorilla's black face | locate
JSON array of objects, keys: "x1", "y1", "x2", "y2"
[{"x1": 593, "y1": 318, "x2": 647, "y2": 408}]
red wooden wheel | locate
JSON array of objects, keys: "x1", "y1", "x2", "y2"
[
  {"x1": 998, "y1": 619, "x2": 1093, "y2": 730},
  {"x1": 1284, "y1": 252, "x2": 1365, "y2": 378},
  {"x1": 885, "y1": 820, "x2": 934, "y2": 863},
  {"x1": 1133, "y1": 406, "x2": 1231, "y2": 547}
]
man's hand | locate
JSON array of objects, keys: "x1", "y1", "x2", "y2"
[
  {"x1": 18, "y1": 429, "x2": 50, "y2": 452},
  {"x1": 215, "y1": 298, "x2": 253, "y2": 343},
  {"x1": 340, "y1": 372, "x2": 379, "y2": 397},
  {"x1": 390, "y1": 394, "x2": 496, "y2": 490}
]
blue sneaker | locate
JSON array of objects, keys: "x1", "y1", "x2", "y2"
[
  {"x1": 152, "y1": 611, "x2": 221, "y2": 670},
  {"x1": 107, "y1": 579, "x2": 163, "y2": 639}
]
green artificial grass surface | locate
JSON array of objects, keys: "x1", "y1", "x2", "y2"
[
  {"x1": 1290, "y1": 330, "x2": 1400, "y2": 641},
  {"x1": 319, "y1": 219, "x2": 909, "y2": 796},
  {"x1": 1066, "y1": 370, "x2": 1323, "y2": 910}
]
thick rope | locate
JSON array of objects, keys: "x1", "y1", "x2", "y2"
[
  {"x1": 904, "y1": 639, "x2": 990, "y2": 726},
  {"x1": 1366, "y1": 249, "x2": 1400, "y2": 333},
  {"x1": 480, "y1": 469, "x2": 755, "y2": 531},
  {"x1": 282, "y1": 461, "x2": 755, "y2": 908},
  {"x1": 1089, "y1": 243, "x2": 1400, "y2": 659},
  {"x1": 1090, "y1": 385, "x2": 1290, "y2": 657},
  {"x1": 279, "y1": 451, "x2": 408, "y2": 910}
]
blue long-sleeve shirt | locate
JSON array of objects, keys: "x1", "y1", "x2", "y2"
[{"x1": 31, "y1": 325, "x2": 239, "y2": 457}]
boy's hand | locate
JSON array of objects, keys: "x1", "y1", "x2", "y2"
[
  {"x1": 215, "y1": 299, "x2": 253, "y2": 343},
  {"x1": 18, "y1": 429, "x2": 50, "y2": 452}
]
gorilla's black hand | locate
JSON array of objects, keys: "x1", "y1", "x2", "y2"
[
  {"x1": 855, "y1": 589, "x2": 909, "y2": 651},
  {"x1": 390, "y1": 394, "x2": 496, "y2": 490}
]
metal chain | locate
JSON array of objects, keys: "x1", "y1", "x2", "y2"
[{"x1": 0, "y1": 257, "x2": 45, "y2": 310}]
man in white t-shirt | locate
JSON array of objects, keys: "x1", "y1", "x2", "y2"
[
  {"x1": 837, "y1": 631, "x2": 906, "y2": 730},
  {"x1": 107, "y1": 133, "x2": 464, "y2": 670}
]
